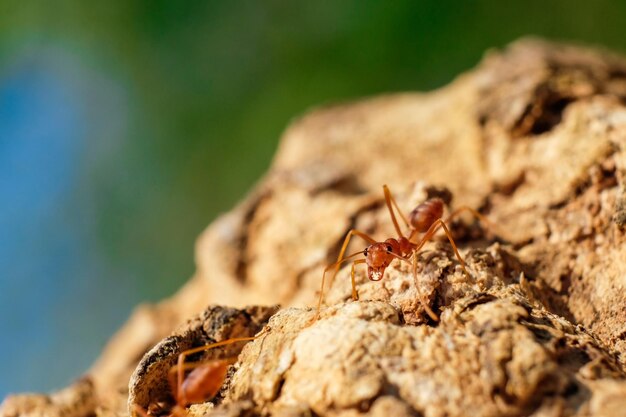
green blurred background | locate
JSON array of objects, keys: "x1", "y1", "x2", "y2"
[{"x1": 2, "y1": 0, "x2": 626, "y2": 398}]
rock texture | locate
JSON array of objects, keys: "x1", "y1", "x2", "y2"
[{"x1": 3, "y1": 38, "x2": 626, "y2": 417}]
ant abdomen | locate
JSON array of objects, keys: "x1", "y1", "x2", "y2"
[
  {"x1": 409, "y1": 198, "x2": 444, "y2": 233},
  {"x1": 178, "y1": 359, "x2": 232, "y2": 405}
]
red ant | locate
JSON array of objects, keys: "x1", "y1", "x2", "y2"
[
  {"x1": 312, "y1": 185, "x2": 491, "y2": 322},
  {"x1": 132, "y1": 327, "x2": 270, "y2": 417}
]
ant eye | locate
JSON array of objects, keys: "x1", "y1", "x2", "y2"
[
  {"x1": 363, "y1": 248, "x2": 368, "y2": 256},
  {"x1": 386, "y1": 245, "x2": 393, "y2": 252}
]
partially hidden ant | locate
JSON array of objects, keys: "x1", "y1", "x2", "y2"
[
  {"x1": 133, "y1": 326, "x2": 270, "y2": 417},
  {"x1": 311, "y1": 185, "x2": 492, "y2": 323}
]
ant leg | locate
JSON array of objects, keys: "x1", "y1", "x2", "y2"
[
  {"x1": 445, "y1": 206, "x2": 498, "y2": 235},
  {"x1": 350, "y1": 259, "x2": 366, "y2": 300},
  {"x1": 382, "y1": 251, "x2": 439, "y2": 320},
  {"x1": 311, "y1": 250, "x2": 366, "y2": 324},
  {"x1": 176, "y1": 328, "x2": 270, "y2": 406},
  {"x1": 383, "y1": 184, "x2": 410, "y2": 238},
  {"x1": 327, "y1": 229, "x2": 375, "y2": 291},
  {"x1": 411, "y1": 251, "x2": 439, "y2": 321},
  {"x1": 414, "y1": 219, "x2": 470, "y2": 278}
]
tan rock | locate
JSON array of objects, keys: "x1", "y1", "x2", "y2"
[{"x1": 3, "y1": 38, "x2": 626, "y2": 417}]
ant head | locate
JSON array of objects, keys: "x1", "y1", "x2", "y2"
[{"x1": 363, "y1": 239, "x2": 399, "y2": 281}]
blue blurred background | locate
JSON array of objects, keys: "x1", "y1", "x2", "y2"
[{"x1": 2, "y1": 0, "x2": 626, "y2": 398}]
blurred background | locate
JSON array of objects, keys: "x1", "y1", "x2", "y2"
[{"x1": 2, "y1": 0, "x2": 626, "y2": 398}]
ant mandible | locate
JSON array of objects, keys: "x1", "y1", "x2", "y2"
[
  {"x1": 312, "y1": 184, "x2": 491, "y2": 323},
  {"x1": 132, "y1": 327, "x2": 270, "y2": 417}
]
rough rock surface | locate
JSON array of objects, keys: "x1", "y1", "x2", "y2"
[{"x1": 3, "y1": 38, "x2": 626, "y2": 417}]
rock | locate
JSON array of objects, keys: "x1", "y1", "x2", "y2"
[
  {"x1": 3, "y1": 38, "x2": 626, "y2": 417},
  {"x1": 220, "y1": 247, "x2": 625, "y2": 417},
  {"x1": 0, "y1": 378, "x2": 95, "y2": 417}
]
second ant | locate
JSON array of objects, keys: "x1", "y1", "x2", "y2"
[{"x1": 133, "y1": 326, "x2": 270, "y2": 417}]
